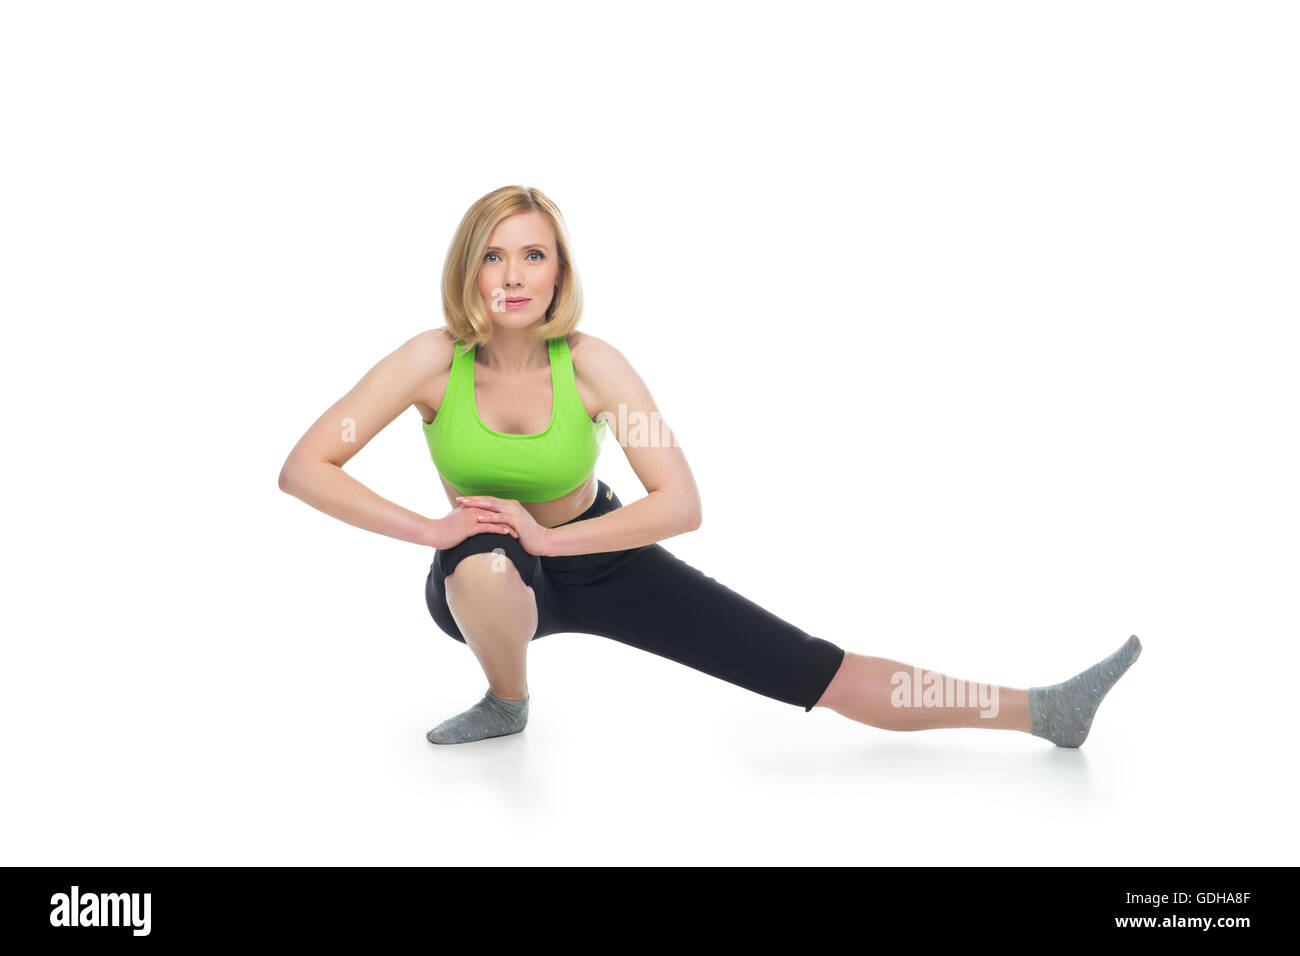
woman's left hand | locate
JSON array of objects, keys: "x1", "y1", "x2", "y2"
[{"x1": 455, "y1": 495, "x2": 552, "y2": 556}]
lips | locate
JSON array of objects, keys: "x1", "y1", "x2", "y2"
[{"x1": 505, "y1": 297, "x2": 530, "y2": 304}]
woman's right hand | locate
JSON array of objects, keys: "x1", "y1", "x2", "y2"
[{"x1": 430, "y1": 506, "x2": 520, "y2": 550}]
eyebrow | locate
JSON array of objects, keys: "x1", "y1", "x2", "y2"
[{"x1": 484, "y1": 243, "x2": 550, "y2": 252}]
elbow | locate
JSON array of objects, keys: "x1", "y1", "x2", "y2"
[
  {"x1": 278, "y1": 458, "x2": 306, "y2": 495},
  {"x1": 280, "y1": 457, "x2": 337, "y2": 494},
  {"x1": 682, "y1": 502, "x2": 702, "y2": 532}
]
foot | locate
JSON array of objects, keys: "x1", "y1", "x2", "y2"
[
  {"x1": 426, "y1": 689, "x2": 529, "y2": 745},
  {"x1": 1028, "y1": 635, "x2": 1142, "y2": 747}
]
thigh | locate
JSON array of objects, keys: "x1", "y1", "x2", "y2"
[
  {"x1": 550, "y1": 544, "x2": 847, "y2": 711},
  {"x1": 425, "y1": 531, "x2": 562, "y2": 643}
]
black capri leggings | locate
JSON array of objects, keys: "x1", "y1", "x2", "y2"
[{"x1": 425, "y1": 479, "x2": 847, "y2": 712}]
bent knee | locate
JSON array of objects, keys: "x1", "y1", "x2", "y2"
[{"x1": 445, "y1": 549, "x2": 529, "y2": 593}]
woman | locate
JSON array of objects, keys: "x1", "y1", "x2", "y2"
[{"x1": 278, "y1": 185, "x2": 1142, "y2": 747}]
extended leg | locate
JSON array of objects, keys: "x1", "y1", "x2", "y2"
[
  {"x1": 553, "y1": 542, "x2": 1140, "y2": 746},
  {"x1": 815, "y1": 635, "x2": 1143, "y2": 747},
  {"x1": 813, "y1": 652, "x2": 1032, "y2": 732}
]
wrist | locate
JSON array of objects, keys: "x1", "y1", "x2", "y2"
[
  {"x1": 426, "y1": 516, "x2": 444, "y2": 549},
  {"x1": 540, "y1": 524, "x2": 560, "y2": 557}
]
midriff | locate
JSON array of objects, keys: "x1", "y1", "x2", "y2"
[{"x1": 435, "y1": 469, "x2": 599, "y2": 529}]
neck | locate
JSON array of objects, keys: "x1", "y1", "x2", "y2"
[{"x1": 477, "y1": 324, "x2": 551, "y2": 375}]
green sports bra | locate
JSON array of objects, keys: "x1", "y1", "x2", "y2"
[{"x1": 422, "y1": 335, "x2": 607, "y2": 502}]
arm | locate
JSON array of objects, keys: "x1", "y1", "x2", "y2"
[
  {"x1": 277, "y1": 330, "x2": 446, "y2": 548},
  {"x1": 541, "y1": 335, "x2": 702, "y2": 557}
]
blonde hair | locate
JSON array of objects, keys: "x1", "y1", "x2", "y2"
[{"x1": 440, "y1": 185, "x2": 584, "y2": 354}]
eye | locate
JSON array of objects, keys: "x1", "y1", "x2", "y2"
[{"x1": 483, "y1": 251, "x2": 545, "y2": 263}]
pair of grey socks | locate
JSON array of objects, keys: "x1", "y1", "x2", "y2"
[
  {"x1": 426, "y1": 688, "x2": 529, "y2": 745},
  {"x1": 1028, "y1": 634, "x2": 1142, "y2": 747},
  {"x1": 425, "y1": 635, "x2": 1142, "y2": 748}
]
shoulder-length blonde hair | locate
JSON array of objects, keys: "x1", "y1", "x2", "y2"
[{"x1": 441, "y1": 185, "x2": 583, "y2": 354}]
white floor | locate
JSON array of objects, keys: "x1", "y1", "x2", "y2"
[{"x1": 5, "y1": 541, "x2": 1291, "y2": 865}]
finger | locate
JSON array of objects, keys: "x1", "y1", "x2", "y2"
[{"x1": 478, "y1": 515, "x2": 518, "y2": 538}]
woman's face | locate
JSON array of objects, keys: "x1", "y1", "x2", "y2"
[{"x1": 477, "y1": 210, "x2": 561, "y2": 331}]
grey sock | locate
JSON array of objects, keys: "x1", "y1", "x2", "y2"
[
  {"x1": 1028, "y1": 634, "x2": 1142, "y2": 748},
  {"x1": 426, "y1": 688, "x2": 529, "y2": 745}
]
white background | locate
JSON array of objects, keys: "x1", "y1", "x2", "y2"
[{"x1": 2, "y1": 0, "x2": 1296, "y2": 866}]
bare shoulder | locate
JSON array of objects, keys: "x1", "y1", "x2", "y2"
[
  {"x1": 400, "y1": 329, "x2": 459, "y2": 420},
  {"x1": 402, "y1": 327, "x2": 457, "y2": 372},
  {"x1": 565, "y1": 331, "x2": 653, "y2": 416},
  {"x1": 566, "y1": 330, "x2": 633, "y2": 379},
  {"x1": 418, "y1": 325, "x2": 457, "y2": 355}
]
